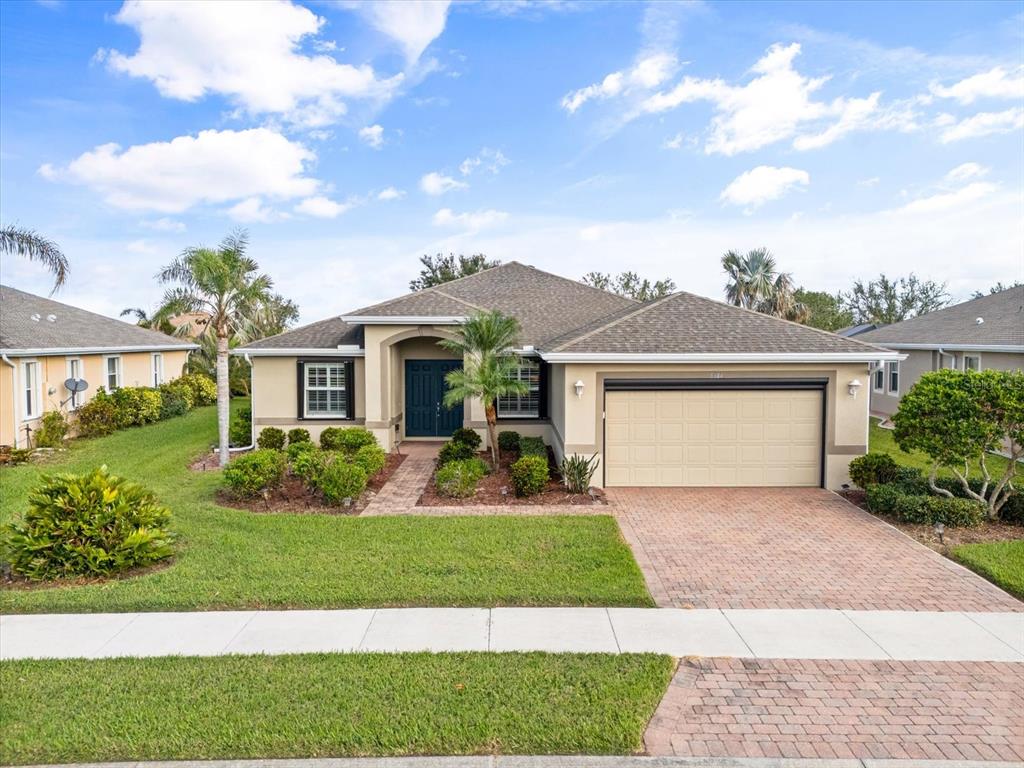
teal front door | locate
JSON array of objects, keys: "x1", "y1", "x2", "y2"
[{"x1": 405, "y1": 360, "x2": 464, "y2": 437}]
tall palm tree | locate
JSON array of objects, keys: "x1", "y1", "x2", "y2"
[
  {"x1": 439, "y1": 310, "x2": 529, "y2": 465},
  {"x1": 721, "y1": 247, "x2": 808, "y2": 322},
  {"x1": 154, "y1": 229, "x2": 273, "y2": 466},
  {"x1": 1, "y1": 225, "x2": 69, "y2": 292}
]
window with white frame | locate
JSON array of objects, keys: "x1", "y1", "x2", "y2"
[
  {"x1": 873, "y1": 366, "x2": 884, "y2": 392},
  {"x1": 963, "y1": 354, "x2": 981, "y2": 372},
  {"x1": 497, "y1": 358, "x2": 541, "y2": 418},
  {"x1": 151, "y1": 353, "x2": 164, "y2": 386},
  {"x1": 105, "y1": 355, "x2": 122, "y2": 390},
  {"x1": 22, "y1": 361, "x2": 40, "y2": 420},
  {"x1": 66, "y1": 357, "x2": 82, "y2": 409},
  {"x1": 941, "y1": 353, "x2": 956, "y2": 369},
  {"x1": 302, "y1": 362, "x2": 348, "y2": 418},
  {"x1": 886, "y1": 361, "x2": 899, "y2": 394}
]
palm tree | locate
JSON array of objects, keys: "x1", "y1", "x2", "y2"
[
  {"x1": 439, "y1": 311, "x2": 529, "y2": 465},
  {"x1": 1, "y1": 225, "x2": 69, "y2": 292},
  {"x1": 154, "y1": 229, "x2": 273, "y2": 466},
  {"x1": 721, "y1": 247, "x2": 808, "y2": 322},
  {"x1": 120, "y1": 307, "x2": 177, "y2": 336}
]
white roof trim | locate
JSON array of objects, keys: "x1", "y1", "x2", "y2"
[
  {"x1": 339, "y1": 315, "x2": 467, "y2": 324},
  {"x1": 540, "y1": 352, "x2": 906, "y2": 363},
  {"x1": 0, "y1": 344, "x2": 198, "y2": 356},
  {"x1": 865, "y1": 342, "x2": 1024, "y2": 353},
  {"x1": 233, "y1": 348, "x2": 365, "y2": 357}
]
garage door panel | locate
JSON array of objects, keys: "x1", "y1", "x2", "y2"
[{"x1": 606, "y1": 388, "x2": 822, "y2": 487}]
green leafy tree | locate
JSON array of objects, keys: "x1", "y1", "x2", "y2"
[
  {"x1": 410, "y1": 253, "x2": 500, "y2": 290},
  {"x1": 972, "y1": 281, "x2": 1023, "y2": 299},
  {"x1": 439, "y1": 311, "x2": 529, "y2": 465},
  {"x1": 1, "y1": 225, "x2": 69, "y2": 292},
  {"x1": 581, "y1": 271, "x2": 676, "y2": 301},
  {"x1": 842, "y1": 273, "x2": 949, "y2": 325},
  {"x1": 893, "y1": 369, "x2": 1022, "y2": 520},
  {"x1": 793, "y1": 288, "x2": 854, "y2": 331},
  {"x1": 154, "y1": 230, "x2": 274, "y2": 466},
  {"x1": 721, "y1": 248, "x2": 808, "y2": 322}
]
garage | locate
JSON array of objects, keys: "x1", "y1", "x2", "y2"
[{"x1": 604, "y1": 382, "x2": 825, "y2": 487}]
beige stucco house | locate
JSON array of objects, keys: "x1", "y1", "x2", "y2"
[
  {"x1": 237, "y1": 262, "x2": 901, "y2": 489},
  {"x1": 0, "y1": 285, "x2": 196, "y2": 447},
  {"x1": 854, "y1": 286, "x2": 1024, "y2": 418}
]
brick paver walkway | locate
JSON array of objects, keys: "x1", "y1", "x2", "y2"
[
  {"x1": 361, "y1": 442, "x2": 441, "y2": 515},
  {"x1": 645, "y1": 657, "x2": 1024, "y2": 762},
  {"x1": 609, "y1": 487, "x2": 1021, "y2": 612}
]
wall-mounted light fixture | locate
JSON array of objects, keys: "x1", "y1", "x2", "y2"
[
  {"x1": 574, "y1": 379, "x2": 585, "y2": 399},
  {"x1": 847, "y1": 379, "x2": 862, "y2": 398}
]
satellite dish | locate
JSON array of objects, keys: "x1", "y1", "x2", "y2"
[{"x1": 64, "y1": 378, "x2": 89, "y2": 393}]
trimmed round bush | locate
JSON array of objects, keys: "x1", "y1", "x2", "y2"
[
  {"x1": 890, "y1": 465, "x2": 928, "y2": 494},
  {"x1": 223, "y1": 449, "x2": 286, "y2": 497},
  {"x1": 34, "y1": 411, "x2": 69, "y2": 448},
  {"x1": 999, "y1": 491, "x2": 1024, "y2": 525},
  {"x1": 519, "y1": 436, "x2": 547, "y2": 458},
  {"x1": 287, "y1": 428, "x2": 310, "y2": 445},
  {"x1": 436, "y1": 457, "x2": 488, "y2": 498},
  {"x1": 353, "y1": 443, "x2": 387, "y2": 477},
  {"x1": 848, "y1": 452, "x2": 899, "y2": 488},
  {"x1": 320, "y1": 427, "x2": 377, "y2": 452},
  {"x1": 498, "y1": 430, "x2": 521, "y2": 452},
  {"x1": 451, "y1": 427, "x2": 482, "y2": 450},
  {"x1": 257, "y1": 427, "x2": 286, "y2": 451},
  {"x1": 438, "y1": 440, "x2": 476, "y2": 467},
  {"x1": 510, "y1": 454, "x2": 549, "y2": 497},
  {"x1": 316, "y1": 460, "x2": 367, "y2": 505},
  {"x1": 176, "y1": 373, "x2": 217, "y2": 406},
  {"x1": 286, "y1": 440, "x2": 317, "y2": 462},
  {"x1": 3, "y1": 466, "x2": 174, "y2": 581},
  {"x1": 74, "y1": 392, "x2": 119, "y2": 437},
  {"x1": 319, "y1": 427, "x2": 344, "y2": 450},
  {"x1": 292, "y1": 446, "x2": 328, "y2": 484}
]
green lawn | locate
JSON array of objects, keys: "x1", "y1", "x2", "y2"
[
  {"x1": 869, "y1": 418, "x2": 1016, "y2": 481},
  {"x1": 952, "y1": 540, "x2": 1024, "y2": 600},
  {"x1": 0, "y1": 405, "x2": 652, "y2": 613},
  {"x1": 0, "y1": 652, "x2": 673, "y2": 764}
]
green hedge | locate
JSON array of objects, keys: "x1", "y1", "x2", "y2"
[
  {"x1": 74, "y1": 375, "x2": 218, "y2": 441},
  {"x1": 865, "y1": 484, "x2": 984, "y2": 527}
]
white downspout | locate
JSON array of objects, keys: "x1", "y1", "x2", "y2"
[
  {"x1": 226, "y1": 352, "x2": 255, "y2": 452},
  {"x1": 2, "y1": 354, "x2": 19, "y2": 448},
  {"x1": 936, "y1": 347, "x2": 955, "y2": 369}
]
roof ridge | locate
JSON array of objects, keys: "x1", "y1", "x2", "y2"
[
  {"x1": 864, "y1": 284, "x2": 1023, "y2": 331},
  {"x1": 346, "y1": 261, "x2": 513, "y2": 315},
  {"x1": 507, "y1": 262, "x2": 642, "y2": 306},
  {"x1": 547, "y1": 291, "x2": 681, "y2": 352},
  {"x1": 430, "y1": 286, "x2": 488, "y2": 313}
]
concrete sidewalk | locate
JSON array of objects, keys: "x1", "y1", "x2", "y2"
[{"x1": 2, "y1": 607, "x2": 1021, "y2": 662}]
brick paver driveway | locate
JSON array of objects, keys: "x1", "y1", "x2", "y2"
[{"x1": 609, "y1": 487, "x2": 1021, "y2": 612}]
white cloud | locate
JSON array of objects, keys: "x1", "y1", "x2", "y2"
[
  {"x1": 578, "y1": 225, "x2": 605, "y2": 241},
  {"x1": 857, "y1": 177, "x2": 881, "y2": 188},
  {"x1": 40, "y1": 128, "x2": 319, "y2": 214},
  {"x1": 945, "y1": 162, "x2": 989, "y2": 182},
  {"x1": 294, "y1": 196, "x2": 352, "y2": 218},
  {"x1": 662, "y1": 132, "x2": 688, "y2": 150},
  {"x1": 351, "y1": 0, "x2": 450, "y2": 64},
  {"x1": 719, "y1": 165, "x2": 810, "y2": 210},
  {"x1": 419, "y1": 171, "x2": 468, "y2": 195},
  {"x1": 895, "y1": 181, "x2": 997, "y2": 214},
  {"x1": 358, "y1": 124, "x2": 384, "y2": 148},
  {"x1": 939, "y1": 108, "x2": 1024, "y2": 143},
  {"x1": 228, "y1": 197, "x2": 285, "y2": 223},
  {"x1": 459, "y1": 148, "x2": 510, "y2": 175},
  {"x1": 377, "y1": 186, "x2": 405, "y2": 201},
  {"x1": 930, "y1": 66, "x2": 1024, "y2": 104},
  {"x1": 562, "y1": 52, "x2": 676, "y2": 113},
  {"x1": 140, "y1": 217, "x2": 186, "y2": 232},
  {"x1": 432, "y1": 207, "x2": 508, "y2": 231},
  {"x1": 100, "y1": 0, "x2": 402, "y2": 127}
]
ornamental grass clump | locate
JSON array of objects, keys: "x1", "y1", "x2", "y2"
[
  {"x1": 3, "y1": 466, "x2": 174, "y2": 581},
  {"x1": 560, "y1": 453, "x2": 600, "y2": 494}
]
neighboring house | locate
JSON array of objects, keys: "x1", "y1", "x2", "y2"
[
  {"x1": 0, "y1": 285, "x2": 197, "y2": 447},
  {"x1": 855, "y1": 286, "x2": 1024, "y2": 418},
  {"x1": 835, "y1": 323, "x2": 877, "y2": 338},
  {"x1": 237, "y1": 262, "x2": 899, "y2": 489}
]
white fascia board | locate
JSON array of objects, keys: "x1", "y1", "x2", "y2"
[
  {"x1": 232, "y1": 348, "x2": 365, "y2": 357},
  {"x1": 539, "y1": 351, "x2": 907, "y2": 363},
  {"x1": 870, "y1": 342, "x2": 1024, "y2": 354},
  {"x1": 0, "y1": 344, "x2": 198, "y2": 356},
  {"x1": 339, "y1": 315, "x2": 467, "y2": 324}
]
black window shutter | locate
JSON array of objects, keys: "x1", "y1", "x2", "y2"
[
  {"x1": 538, "y1": 360, "x2": 549, "y2": 419},
  {"x1": 346, "y1": 360, "x2": 355, "y2": 419},
  {"x1": 296, "y1": 360, "x2": 305, "y2": 420}
]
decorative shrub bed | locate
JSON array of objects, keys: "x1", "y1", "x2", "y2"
[{"x1": 74, "y1": 373, "x2": 217, "y2": 440}]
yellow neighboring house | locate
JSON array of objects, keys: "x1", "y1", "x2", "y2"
[{"x1": 0, "y1": 285, "x2": 197, "y2": 448}]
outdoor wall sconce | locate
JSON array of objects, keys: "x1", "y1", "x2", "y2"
[
  {"x1": 574, "y1": 380, "x2": 585, "y2": 399},
  {"x1": 847, "y1": 379, "x2": 862, "y2": 398}
]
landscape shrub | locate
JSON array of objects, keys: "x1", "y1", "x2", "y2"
[
  {"x1": 866, "y1": 484, "x2": 984, "y2": 527},
  {"x1": 889, "y1": 465, "x2": 929, "y2": 494},
  {"x1": 435, "y1": 457, "x2": 488, "y2": 498},
  {"x1": 318, "y1": 427, "x2": 376, "y2": 452},
  {"x1": 0, "y1": 447, "x2": 33, "y2": 465},
  {"x1": 286, "y1": 440, "x2": 316, "y2": 462},
  {"x1": 848, "y1": 452, "x2": 899, "y2": 488},
  {"x1": 510, "y1": 454, "x2": 549, "y2": 496},
  {"x1": 2, "y1": 466, "x2": 174, "y2": 581},
  {"x1": 291, "y1": 446, "x2": 328, "y2": 484},
  {"x1": 498, "y1": 430, "x2": 521, "y2": 452},
  {"x1": 229, "y1": 406, "x2": 252, "y2": 446},
  {"x1": 353, "y1": 443, "x2": 387, "y2": 477},
  {"x1": 519, "y1": 436, "x2": 547, "y2": 458},
  {"x1": 316, "y1": 459, "x2": 367, "y2": 505},
  {"x1": 157, "y1": 385, "x2": 189, "y2": 419},
  {"x1": 110, "y1": 387, "x2": 162, "y2": 428},
  {"x1": 34, "y1": 411, "x2": 69, "y2": 448},
  {"x1": 999, "y1": 491, "x2": 1024, "y2": 525},
  {"x1": 438, "y1": 440, "x2": 476, "y2": 467},
  {"x1": 864, "y1": 484, "x2": 904, "y2": 516},
  {"x1": 256, "y1": 427, "x2": 286, "y2": 451},
  {"x1": 74, "y1": 392, "x2": 119, "y2": 438},
  {"x1": 222, "y1": 450, "x2": 286, "y2": 497},
  {"x1": 160, "y1": 379, "x2": 196, "y2": 410},
  {"x1": 560, "y1": 453, "x2": 600, "y2": 494},
  {"x1": 451, "y1": 427, "x2": 482, "y2": 451},
  {"x1": 176, "y1": 373, "x2": 217, "y2": 406},
  {"x1": 287, "y1": 428, "x2": 310, "y2": 445}
]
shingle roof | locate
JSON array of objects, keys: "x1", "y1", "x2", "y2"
[
  {"x1": 541, "y1": 290, "x2": 893, "y2": 356},
  {"x1": 239, "y1": 316, "x2": 363, "y2": 350},
  {"x1": 855, "y1": 286, "x2": 1024, "y2": 348},
  {"x1": 0, "y1": 285, "x2": 197, "y2": 353}
]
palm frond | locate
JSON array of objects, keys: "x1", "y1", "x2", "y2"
[{"x1": 1, "y1": 225, "x2": 69, "y2": 291}]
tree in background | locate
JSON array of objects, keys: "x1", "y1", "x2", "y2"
[
  {"x1": 721, "y1": 248, "x2": 807, "y2": 322},
  {"x1": 1, "y1": 225, "x2": 69, "y2": 292},
  {"x1": 841, "y1": 273, "x2": 949, "y2": 325},
  {"x1": 793, "y1": 288, "x2": 854, "y2": 332},
  {"x1": 581, "y1": 271, "x2": 676, "y2": 302},
  {"x1": 119, "y1": 307, "x2": 177, "y2": 336},
  {"x1": 410, "y1": 253, "x2": 500, "y2": 290},
  {"x1": 972, "y1": 281, "x2": 1023, "y2": 299}
]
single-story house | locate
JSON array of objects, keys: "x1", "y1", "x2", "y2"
[
  {"x1": 854, "y1": 286, "x2": 1024, "y2": 418},
  {"x1": 237, "y1": 262, "x2": 900, "y2": 489},
  {"x1": 0, "y1": 284, "x2": 197, "y2": 447}
]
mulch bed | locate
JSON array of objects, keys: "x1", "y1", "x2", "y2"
[
  {"x1": 417, "y1": 448, "x2": 605, "y2": 507},
  {"x1": 216, "y1": 452, "x2": 406, "y2": 515},
  {"x1": 841, "y1": 488, "x2": 1024, "y2": 554}
]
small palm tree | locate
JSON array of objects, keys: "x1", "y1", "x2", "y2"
[
  {"x1": 1, "y1": 225, "x2": 69, "y2": 292},
  {"x1": 722, "y1": 247, "x2": 807, "y2": 322},
  {"x1": 154, "y1": 229, "x2": 273, "y2": 466},
  {"x1": 439, "y1": 311, "x2": 529, "y2": 465}
]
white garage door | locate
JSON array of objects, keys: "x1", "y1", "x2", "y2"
[{"x1": 605, "y1": 389, "x2": 822, "y2": 487}]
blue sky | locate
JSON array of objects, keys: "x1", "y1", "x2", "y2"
[{"x1": 1, "y1": 0, "x2": 1022, "y2": 323}]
